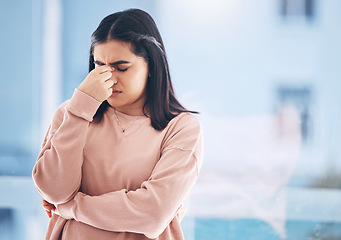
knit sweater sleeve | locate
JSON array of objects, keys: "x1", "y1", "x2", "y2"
[
  {"x1": 56, "y1": 113, "x2": 204, "y2": 239},
  {"x1": 32, "y1": 88, "x2": 101, "y2": 204}
]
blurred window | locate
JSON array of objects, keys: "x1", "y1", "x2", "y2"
[
  {"x1": 277, "y1": 86, "x2": 312, "y2": 143},
  {"x1": 280, "y1": 0, "x2": 315, "y2": 19}
]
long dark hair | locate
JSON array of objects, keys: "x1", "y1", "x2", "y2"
[{"x1": 90, "y1": 9, "x2": 197, "y2": 130}]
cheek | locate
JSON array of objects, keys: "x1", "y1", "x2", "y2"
[
  {"x1": 128, "y1": 70, "x2": 148, "y2": 92},
  {"x1": 134, "y1": 76, "x2": 148, "y2": 94}
]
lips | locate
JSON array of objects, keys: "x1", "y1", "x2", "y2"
[{"x1": 111, "y1": 89, "x2": 122, "y2": 96}]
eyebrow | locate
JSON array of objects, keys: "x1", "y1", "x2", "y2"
[{"x1": 94, "y1": 60, "x2": 131, "y2": 65}]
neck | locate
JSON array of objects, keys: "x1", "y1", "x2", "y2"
[
  {"x1": 113, "y1": 107, "x2": 143, "y2": 116},
  {"x1": 110, "y1": 99, "x2": 149, "y2": 116}
]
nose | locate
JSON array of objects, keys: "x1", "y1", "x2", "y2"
[{"x1": 109, "y1": 67, "x2": 118, "y2": 85}]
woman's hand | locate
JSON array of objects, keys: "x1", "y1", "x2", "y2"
[
  {"x1": 42, "y1": 199, "x2": 56, "y2": 218},
  {"x1": 78, "y1": 65, "x2": 115, "y2": 102}
]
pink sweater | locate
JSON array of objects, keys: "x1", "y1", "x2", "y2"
[{"x1": 32, "y1": 89, "x2": 203, "y2": 240}]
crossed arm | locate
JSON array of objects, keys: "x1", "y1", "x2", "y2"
[{"x1": 40, "y1": 144, "x2": 201, "y2": 238}]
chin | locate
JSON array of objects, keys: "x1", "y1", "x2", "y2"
[{"x1": 106, "y1": 99, "x2": 118, "y2": 108}]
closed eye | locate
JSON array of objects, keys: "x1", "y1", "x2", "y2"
[
  {"x1": 116, "y1": 66, "x2": 128, "y2": 72},
  {"x1": 94, "y1": 61, "x2": 105, "y2": 66}
]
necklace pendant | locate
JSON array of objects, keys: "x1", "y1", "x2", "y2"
[{"x1": 113, "y1": 109, "x2": 143, "y2": 134}]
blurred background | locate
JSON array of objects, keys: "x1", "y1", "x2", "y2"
[{"x1": 1, "y1": 0, "x2": 341, "y2": 239}]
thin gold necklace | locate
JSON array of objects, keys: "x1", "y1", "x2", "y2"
[{"x1": 113, "y1": 109, "x2": 143, "y2": 133}]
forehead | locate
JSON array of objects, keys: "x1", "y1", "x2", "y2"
[{"x1": 93, "y1": 39, "x2": 135, "y2": 60}]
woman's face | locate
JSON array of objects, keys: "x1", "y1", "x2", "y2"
[{"x1": 93, "y1": 39, "x2": 149, "y2": 116}]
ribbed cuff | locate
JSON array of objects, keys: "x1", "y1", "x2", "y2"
[
  {"x1": 57, "y1": 198, "x2": 76, "y2": 220},
  {"x1": 65, "y1": 88, "x2": 102, "y2": 122}
]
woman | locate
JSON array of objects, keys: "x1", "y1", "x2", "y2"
[{"x1": 33, "y1": 8, "x2": 203, "y2": 240}]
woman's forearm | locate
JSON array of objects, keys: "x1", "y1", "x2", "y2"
[{"x1": 32, "y1": 89, "x2": 101, "y2": 204}]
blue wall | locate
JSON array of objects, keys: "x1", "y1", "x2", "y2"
[{"x1": 0, "y1": 0, "x2": 39, "y2": 176}]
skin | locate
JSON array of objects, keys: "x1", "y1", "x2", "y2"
[
  {"x1": 43, "y1": 199, "x2": 55, "y2": 218},
  {"x1": 42, "y1": 39, "x2": 150, "y2": 218}
]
